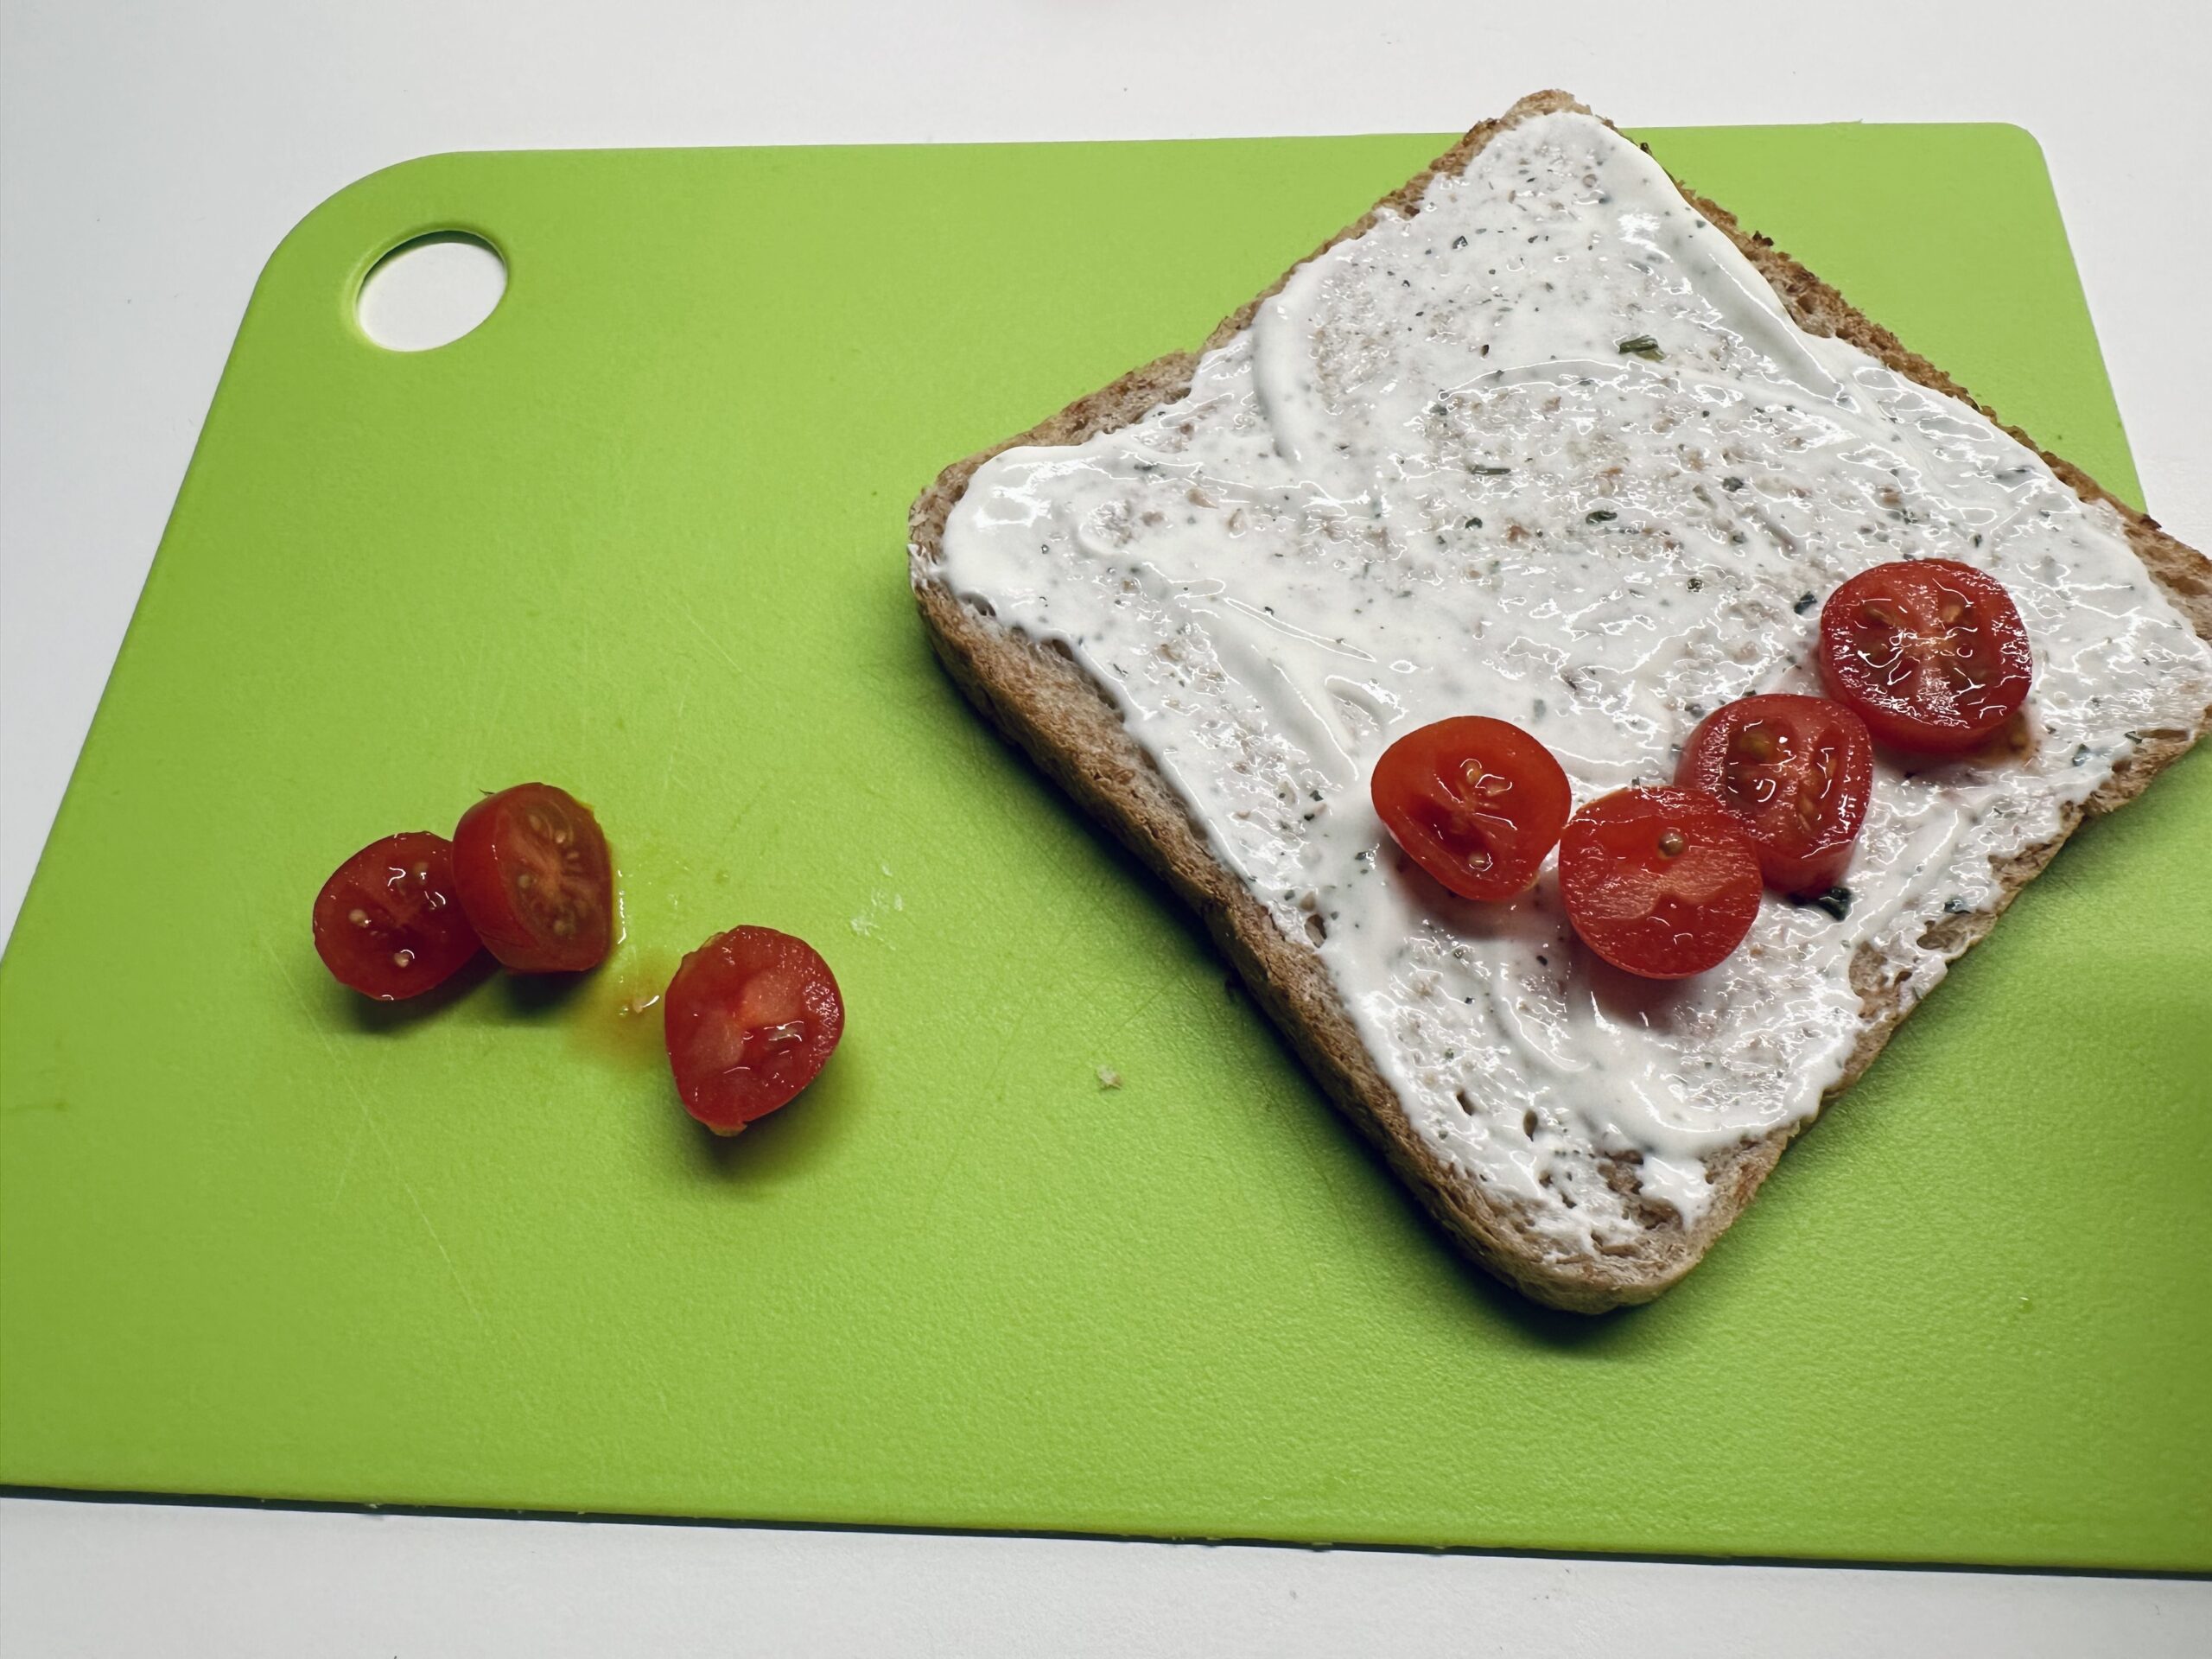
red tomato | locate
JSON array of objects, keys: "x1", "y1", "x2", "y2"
[
  {"x1": 1675, "y1": 695, "x2": 1873, "y2": 896},
  {"x1": 664, "y1": 926, "x2": 845, "y2": 1134},
  {"x1": 1818, "y1": 559, "x2": 2032, "y2": 753},
  {"x1": 451, "y1": 783, "x2": 614, "y2": 973},
  {"x1": 1558, "y1": 787, "x2": 1763, "y2": 979},
  {"x1": 312, "y1": 831, "x2": 482, "y2": 1001},
  {"x1": 1370, "y1": 716, "x2": 1572, "y2": 901}
]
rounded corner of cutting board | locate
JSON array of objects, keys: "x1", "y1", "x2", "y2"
[{"x1": 251, "y1": 150, "x2": 513, "y2": 320}]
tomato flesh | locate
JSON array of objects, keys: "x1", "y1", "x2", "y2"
[
  {"x1": 1818, "y1": 559, "x2": 2032, "y2": 753},
  {"x1": 1675, "y1": 695, "x2": 1873, "y2": 896},
  {"x1": 1558, "y1": 787, "x2": 1762, "y2": 979},
  {"x1": 664, "y1": 926, "x2": 845, "y2": 1133},
  {"x1": 1370, "y1": 716, "x2": 1572, "y2": 901},
  {"x1": 312, "y1": 831, "x2": 482, "y2": 1000},
  {"x1": 452, "y1": 783, "x2": 614, "y2": 973}
]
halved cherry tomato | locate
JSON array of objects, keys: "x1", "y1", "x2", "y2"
[
  {"x1": 1818, "y1": 559, "x2": 2032, "y2": 753},
  {"x1": 1675, "y1": 695, "x2": 1873, "y2": 896},
  {"x1": 452, "y1": 783, "x2": 614, "y2": 973},
  {"x1": 1558, "y1": 787, "x2": 1762, "y2": 979},
  {"x1": 312, "y1": 831, "x2": 482, "y2": 1001},
  {"x1": 664, "y1": 926, "x2": 845, "y2": 1134},
  {"x1": 1370, "y1": 716, "x2": 1572, "y2": 901}
]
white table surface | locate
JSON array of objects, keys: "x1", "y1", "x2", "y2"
[{"x1": 3, "y1": 1, "x2": 2208, "y2": 1650}]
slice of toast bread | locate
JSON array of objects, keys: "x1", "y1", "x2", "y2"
[{"x1": 907, "y1": 91, "x2": 2212, "y2": 1312}]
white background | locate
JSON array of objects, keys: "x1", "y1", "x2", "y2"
[{"x1": 3, "y1": 1, "x2": 2208, "y2": 1649}]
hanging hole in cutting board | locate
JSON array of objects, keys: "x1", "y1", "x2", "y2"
[{"x1": 356, "y1": 232, "x2": 505, "y2": 352}]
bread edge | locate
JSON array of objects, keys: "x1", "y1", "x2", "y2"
[{"x1": 906, "y1": 90, "x2": 2212, "y2": 1313}]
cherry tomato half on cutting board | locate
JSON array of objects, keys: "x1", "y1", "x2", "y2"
[
  {"x1": 452, "y1": 783, "x2": 614, "y2": 973},
  {"x1": 1558, "y1": 787, "x2": 1763, "y2": 979},
  {"x1": 664, "y1": 926, "x2": 845, "y2": 1134},
  {"x1": 312, "y1": 831, "x2": 482, "y2": 1000},
  {"x1": 1370, "y1": 716, "x2": 1572, "y2": 901},
  {"x1": 1818, "y1": 559, "x2": 2032, "y2": 753},
  {"x1": 1675, "y1": 694, "x2": 1873, "y2": 896}
]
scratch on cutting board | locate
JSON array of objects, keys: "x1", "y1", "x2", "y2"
[
  {"x1": 330, "y1": 1121, "x2": 365, "y2": 1203},
  {"x1": 257, "y1": 931, "x2": 487, "y2": 1329},
  {"x1": 1101, "y1": 977, "x2": 1179, "y2": 1046},
  {"x1": 679, "y1": 606, "x2": 744, "y2": 677},
  {"x1": 340, "y1": 1068, "x2": 486, "y2": 1331},
  {"x1": 912, "y1": 1120, "x2": 976, "y2": 1237},
  {"x1": 382, "y1": 1146, "x2": 486, "y2": 1332},
  {"x1": 658, "y1": 686, "x2": 689, "y2": 807},
  {"x1": 915, "y1": 914, "x2": 1073, "y2": 1230}
]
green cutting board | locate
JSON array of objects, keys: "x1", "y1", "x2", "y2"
[{"x1": 3, "y1": 124, "x2": 2207, "y2": 1571}]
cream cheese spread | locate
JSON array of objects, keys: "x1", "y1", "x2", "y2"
[{"x1": 935, "y1": 111, "x2": 2212, "y2": 1255}]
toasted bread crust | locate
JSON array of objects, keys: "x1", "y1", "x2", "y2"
[{"x1": 908, "y1": 92, "x2": 2212, "y2": 1311}]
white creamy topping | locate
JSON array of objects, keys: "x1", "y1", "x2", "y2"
[{"x1": 937, "y1": 111, "x2": 2212, "y2": 1255}]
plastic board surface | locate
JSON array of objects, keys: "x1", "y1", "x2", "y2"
[{"x1": 3, "y1": 124, "x2": 2206, "y2": 1568}]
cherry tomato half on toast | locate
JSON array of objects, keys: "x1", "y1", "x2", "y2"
[
  {"x1": 452, "y1": 783, "x2": 614, "y2": 973},
  {"x1": 1818, "y1": 559, "x2": 2032, "y2": 753},
  {"x1": 1675, "y1": 694, "x2": 1873, "y2": 896},
  {"x1": 312, "y1": 831, "x2": 482, "y2": 1001},
  {"x1": 1370, "y1": 716, "x2": 1572, "y2": 901},
  {"x1": 664, "y1": 926, "x2": 845, "y2": 1134},
  {"x1": 1558, "y1": 787, "x2": 1762, "y2": 979}
]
